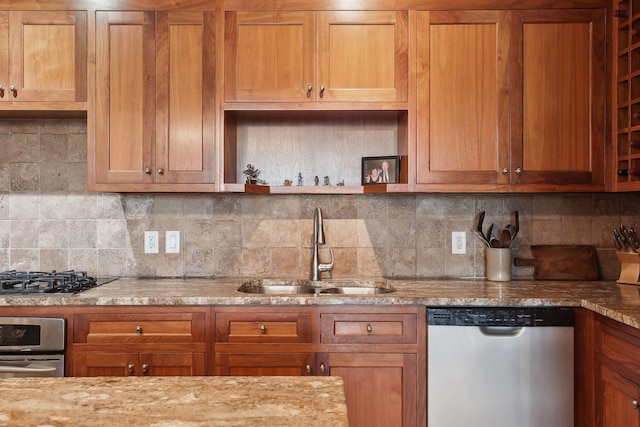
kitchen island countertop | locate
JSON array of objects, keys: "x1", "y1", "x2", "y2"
[
  {"x1": 0, "y1": 376, "x2": 348, "y2": 427},
  {"x1": 1, "y1": 277, "x2": 639, "y2": 329}
]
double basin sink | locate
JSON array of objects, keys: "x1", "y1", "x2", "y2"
[{"x1": 237, "y1": 279, "x2": 395, "y2": 295}]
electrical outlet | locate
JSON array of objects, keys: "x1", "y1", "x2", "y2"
[
  {"x1": 144, "y1": 231, "x2": 159, "y2": 254},
  {"x1": 452, "y1": 231, "x2": 466, "y2": 254},
  {"x1": 166, "y1": 231, "x2": 180, "y2": 254}
]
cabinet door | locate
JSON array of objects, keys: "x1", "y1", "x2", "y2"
[
  {"x1": 154, "y1": 12, "x2": 215, "y2": 185},
  {"x1": 317, "y1": 11, "x2": 408, "y2": 102},
  {"x1": 416, "y1": 11, "x2": 510, "y2": 185},
  {"x1": 321, "y1": 352, "x2": 417, "y2": 427},
  {"x1": 215, "y1": 352, "x2": 315, "y2": 376},
  {"x1": 95, "y1": 11, "x2": 155, "y2": 185},
  {"x1": 6, "y1": 11, "x2": 86, "y2": 102},
  {"x1": 600, "y1": 364, "x2": 640, "y2": 427},
  {"x1": 511, "y1": 9, "x2": 605, "y2": 186},
  {"x1": 73, "y1": 352, "x2": 138, "y2": 376},
  {"x1": 140, "y1": 352, "x2": 206, "y2": 376},
  {"x1": 225, "y1": 11, "x2": 314, "y2": 102}
]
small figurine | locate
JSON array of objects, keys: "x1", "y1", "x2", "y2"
[
  {"x1": 297, "y1": 172, "x2": 303, "y2": 186},
  {"x1": 324, "y1": 176, "x2": 330, "y2": 186},
  {"x1": 243, "y1": 164, "x2": 267, "y2": 185},
  {"x1": 284, "y1": 179, "x2": 292, "y2": 186},
  {"x1": 314, "y1": 176, "x2": 319, "y2": 186}
]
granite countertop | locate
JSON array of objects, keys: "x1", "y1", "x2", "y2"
[
  {"x1": 1, "y1": 277, "x2": 639, "y2": 329},
  {"x1": 0, "y1": 376, "x2": 348, "y2": 427}
]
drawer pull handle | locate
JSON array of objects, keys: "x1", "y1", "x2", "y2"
[
  {"x1": 305, "y1": 364, "x2": 311, "y2": 374},
  {"x1": 127, "y1": 364, "x2": 134, "y2": 373},
  {"x1": 366, "y1": 324, "x2": 373, "y2": 334},
  {"x1": 136, "y1": 325, "x2": 142, "y2": 334},
  {"x1": 142, "y1": 364, "x2": 149, "y2": 374},
  {"x1": 259, "y1": 325, "x2": 266, "y2": 334},
  {"x1": 633, "y1": 400, "x2": 639, "y2": 409}
]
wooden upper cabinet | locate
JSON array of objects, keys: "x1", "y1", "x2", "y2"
[
  {"x1": 512, "y1": 9, "x2": 605, "y2": 187},
  {"x1": 417, "y1": 11, "x2": 510, "y2": 186},
  {"x1": 417, "y1": 9, "x2": 605, "y2": 190},
  {"x1": 93, "y1": 11, "x2": 215, "y2": 190},
  {"x1": 225, "y1": 10, "x2": 408, "y2": 103},
  {"x1": 0, "y1": 10, "x2": 86, "y2": 103}
]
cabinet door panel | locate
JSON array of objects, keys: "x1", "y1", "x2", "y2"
[
  {"x1": 600, "y1": 364, "x2": 640, "y2": 427},
  {"x1": 512, "y1": 9, "x2": 605, "y2": 185},
  {"x1": 215, "y1": 353, "x2": 315, "y2": 376},
  {"x1": 0, "y1": 13, "x2": 7, "y2": 94},
  {"x1": 225, "y1": 11, "x2": 314, "y2": 102},
  {"x1": 73, "y1": 352, "x2": 137, "y2": 377},
  {"x1": 95, "y1": 11, "x2": 155, "y2": 184},
  {"x1": 417, "y1": 11, "x2": 510, "y2": 185},
  {"x1": 317, "y1": 11, "x2": 408, "y2": 102},
  {"x1": 141, "y1": 352, "x2": 205, "y2": 376},
  {"x1": 155, "y1": 11, "x2": 215, "y2": 184},
  {"x1": 324, "y1": 352, "x2": 417, "y2": 427},
  {"x1": 8, "y1": 11, "x2": 86, "y2": 102}
]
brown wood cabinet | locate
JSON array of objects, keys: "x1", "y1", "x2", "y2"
[
  {"x1": 595, "y1": 314, "x2": 640, "y2": 426},
  {"x1": 71, "y1": 308, "x2": 207, "y2": 377},
  {"x1": 213, "y1": 306, "x2": 425, "y2": 427},
  {"x1": 416, "y1": 9, "x2": 605, "y2": 192},
  {"x1": 0, "y1": 10, "x2": 86, "y2": 110},
  {"x1": 91, "y1": 10, "x2": 215, "y2": 191},
  {"x1": 224, "y1": 10, "x2": 408, "y2": 104}
]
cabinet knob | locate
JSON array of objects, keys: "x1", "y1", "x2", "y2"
[
  {"x1": 305, "y1": 364, "x2": 312, "y2": 374},
  {"x1": 9, "y1": 85, "x2": 16, "y2": 95},
  {"x1": 320, "y1": 362, "x2": 326, "y2": 373},
  {"x1": 307, "y1": 84, "x2": 312, "y2": 95},
  {"x1": 142, "y1": 363, "x2": 149, "y2": 374},
  {"x1": 366, "y1": 324, "x2": 373, "y2": 334},
  {"x1": 633, "y1": 400, "x2": 639, "y2": 409},
  {"x1": 127, "y1": 364, "x2": 134, "y2": 373},
  {"x1": 515, "y1": 167, "x2": 523, "y2": 175},
  {"x1": 0, "y1": 85, "x2": 4, "y2": 96},
  {"x1": 259, "y1": 324, "x2": 266, "y2": 334},
  {"x1": 319, "y1": 85, "x2": 325, "y2": 98},
  {"x1": 144, "y1": 168, "x2": 152, "y2": 175},
  {"x1": 502, "y1": 168, "x2": 508, "y2": 174},
  {"x1": 157, "y1": 168, "x2": 164, "y2": 175},
  {"x1": 136, "y1": 325, "x2": 142, "y2": 334}
]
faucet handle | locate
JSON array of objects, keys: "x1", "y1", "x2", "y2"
[{"x1": 318, "y1": 247, "x2": 335, "y2": 273}]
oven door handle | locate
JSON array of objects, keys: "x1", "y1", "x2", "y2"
[{"x1": 0, "y1": 360, "x2": 58, "y2": 373}]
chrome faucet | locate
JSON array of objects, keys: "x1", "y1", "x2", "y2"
[{"x1": 312, "y1": 207, "x2": 334, "y2": 281}]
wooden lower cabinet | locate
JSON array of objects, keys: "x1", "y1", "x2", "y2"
[
  {"x1": 213, "y1": 306, "x2": 425, "y2": 427},
  {"x1": 594, "y1": 314, "x2": 640, "y2": 426},
  {"x1": 73, "y1": 352, "x2": 205, "y2": 377}
]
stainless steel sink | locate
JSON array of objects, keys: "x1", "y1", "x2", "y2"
[{"x1": 237, "y1": 279, "x2": 395, "y2": 295}]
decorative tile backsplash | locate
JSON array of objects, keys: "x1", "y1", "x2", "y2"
[{"x1": 0, "y1": 119, "x2": 634, "y2": 280}]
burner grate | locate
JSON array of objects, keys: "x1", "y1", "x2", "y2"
[{"x1": 0, "y1": 270, "x2": 99, "y2": 295}]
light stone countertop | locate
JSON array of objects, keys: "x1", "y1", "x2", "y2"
[
  {"x1": 0, "y1": 277, "x2": 639, "y2": 328},
  {"x1": 0, "y1": 376, "x2": 348, "y2": 427}
]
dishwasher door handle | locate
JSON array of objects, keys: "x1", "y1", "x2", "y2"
[{"x1": 479, "y1": 326, "x2": 524, "y2": 336}]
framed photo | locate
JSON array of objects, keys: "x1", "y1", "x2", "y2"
[{"x1": 362, "y1": 156, "x2": 400, "y2": 185}]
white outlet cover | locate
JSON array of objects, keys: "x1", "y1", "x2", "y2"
[
  {"x1": 144, "y1": 231, "x2": 159, "y2": 254},
  {"x1": 452, "y1": 231, "x2": 466, "y2": 255}
]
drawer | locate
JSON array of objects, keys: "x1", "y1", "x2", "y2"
[
  {"x1": 216, "y1": 312, "x2": 311, "y2": 343},
  {"x1": 598, "y1": 319, "x2": 640, "y2": 375},
  {"x1": 321, "y1": 313, "x2": 417, "y2": 344},
  {"x1": 73, "y1": 312, "x2": 206, "y2": 344}
]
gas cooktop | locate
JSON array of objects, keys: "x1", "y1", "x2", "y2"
[{"x1": 0, "y1": 270, "x2": 113, "y2": 295}]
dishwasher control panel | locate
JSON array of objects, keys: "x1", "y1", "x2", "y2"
[{"x1": 427, "y1": 307, "x2": 574, "y2": 327}]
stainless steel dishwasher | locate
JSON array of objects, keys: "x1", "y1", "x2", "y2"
[{"x1": 427, "y1": 307, "x2": 574, "y2": 427}]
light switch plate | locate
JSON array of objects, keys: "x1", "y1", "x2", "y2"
[{"x1": 166, "y1": 231, "x2": 180, "y2": 254}]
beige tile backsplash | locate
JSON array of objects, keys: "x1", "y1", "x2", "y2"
[{"x1": 0, "y1": 119, "x2": 636, "y2": 280}]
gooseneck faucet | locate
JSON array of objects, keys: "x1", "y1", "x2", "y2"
[{"x1": 312, "y1": 207, "x2": 334, "y2": 281}]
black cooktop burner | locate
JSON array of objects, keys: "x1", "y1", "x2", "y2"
[{"x1": 0, "y1": 270, "x2": 103, "y2": 295}]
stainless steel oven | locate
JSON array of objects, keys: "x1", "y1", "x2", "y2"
[{"x1": 0, "y1": 317, "x2": 65, "y2": 377}]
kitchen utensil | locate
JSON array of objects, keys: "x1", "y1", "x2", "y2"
[
  {"x1": 490, "y1": 237, "x2": 502, "y2": 248},
  {"x1": 513, "y1": 211, "x2": 519, "y2": 239},
  {"x1": 472, "y1": 229, "x2": 490, "y2": 247},
  {"x1": 473, "y1": 211, "x2": 492, "y2": 246},
  {"x1": 513, "y1": 245, "x2": 599, "y2": 280},
  {"x1": 500, "y1": 228, "x2": 512, "y2": 248}
]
